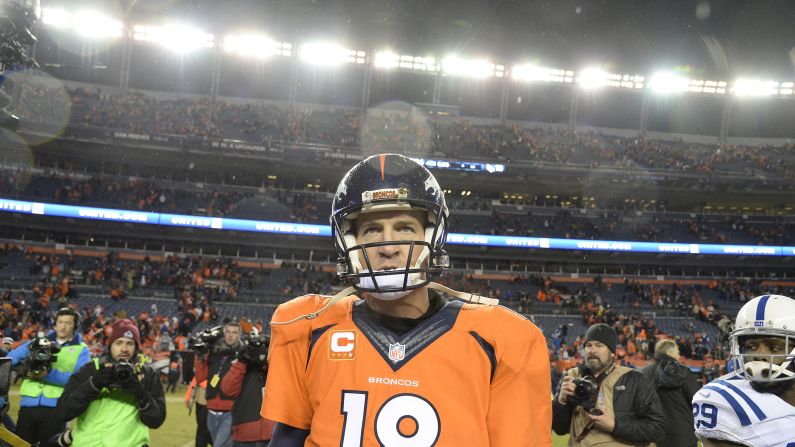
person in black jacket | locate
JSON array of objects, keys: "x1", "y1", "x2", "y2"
[
  {"x1": 220, "y1": 331, "x2": 274, "y2": 446},
  {"x1": 553, "y1": 323, "x2": 666, "y2": 446},
  {"x1": 55, "y1": 319, "x2": 166, "y2": 446},
  {"x1": 640, "y1": 339, "x2": 700, "y2": 447}
]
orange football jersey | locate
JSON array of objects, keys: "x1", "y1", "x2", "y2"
[{"x1": 263, "y1": 294, "x2": 552, "y2": 446}]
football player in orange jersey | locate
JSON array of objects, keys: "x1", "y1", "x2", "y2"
[{"x1": 263, "y1": 153, "x2": 552, "y2": 446}]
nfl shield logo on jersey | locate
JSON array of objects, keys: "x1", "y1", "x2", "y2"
[{"x1": 388, "y1": 342, "x2": 406, "y2": 363}]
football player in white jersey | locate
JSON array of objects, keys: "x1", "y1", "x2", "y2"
[{"x1": 693, "y1": 294, "x2": 795, "y2": 447}]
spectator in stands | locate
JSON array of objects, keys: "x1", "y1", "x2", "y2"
[
  {"x1": 55, "y1": 319, "x2": 166, "y2": 446},
  {"x1": 195, "y1": 321, "x2": 242, "y2": 447},
  {"x1": 553, "y1": 323, "x2": 665, "y2": 446},
  {"x1": 220, "y1": 330, "x2": 274, "y2": 446},
  {"x1": 8, "y1": 307, "x2": 90, "y2": 446},
  {"x1": 639, "y1": 339, "x2": 699, "y2": 447}
]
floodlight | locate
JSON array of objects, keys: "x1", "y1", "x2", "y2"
[
  {"x1": 300, "y1": 43, "x2": 364, "y2": 65},
  {"x1": 513, "y1": 64, "x2": 573, "y2": 83},
  {"x1": 223, "y1": 34, "x2": 290, "y2": 58},
  {"x1": 374, "y1": 51, "x2": 399, "y2": 69},
  {"x1": 649, "y1": 72, "x2": 689, "y2": 94},
  {"x1": 442, "y1": 56, "x2": 495, "y2": 78},
  {"x1": 41, "y1": 7, "x2": 72, "y2": 28},
  {"x1": 73, "y1": 11, "x2": 122, "y2": 39},
  {"x1": 133, "y1": 24, "x2": 214, "y2": 53},
  {"x1": 577, "y1": 67, "x2": 608, "y2": 89},
  {"x1": 732, "y1": 79, "x2": 778, "y2": 97}
]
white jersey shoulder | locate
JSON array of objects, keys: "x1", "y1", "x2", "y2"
[{"x1": 692, "y1": 372, "x2": 795, "y2": 447}]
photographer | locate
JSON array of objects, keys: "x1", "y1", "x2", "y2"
[
  {"x1": 8, "y1": 307, "x2": 89, "y2": 446},
  {"x1": 220, "y1": 330, "x2": 274, "y2": 446},
  {"x1": 194, "y1": 321, "x2": 242, "y2": 447},
  {"x1": 553, "y1": 323, "x2": 665, "y2": 446},
  {"x1": 56, "y1": 319, "x2": 166, "y2": 446},
  {"x1": 639, "y1": 339, "x2": 699, "y2": 447}
]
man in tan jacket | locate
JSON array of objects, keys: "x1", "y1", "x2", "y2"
[{"x1": 553, "y1": 323, "x2": 666, "y2": 446}]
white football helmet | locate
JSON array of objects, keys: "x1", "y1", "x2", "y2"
[{"x1": 730, "y1": 294, "x2": 795, "y2": 384}]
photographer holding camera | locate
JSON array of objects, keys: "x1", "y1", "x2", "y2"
[
  {"x1": 219, "y1": 330, "x2": 274, "y2": 446},
  {"x1": 194, "y1": 321, "x2": 243, "y2": 447},
  {"x1": 553, "y1": 323, "x2": 665, "y2": 446},
  {"x1": 8, "y1": 307, "x2": 90, "y2": 446},
  {"x1": 56, "y1": 319, "x2": 166, "y2": 446}
]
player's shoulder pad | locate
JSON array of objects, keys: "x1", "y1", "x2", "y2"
[
  {"x1": 271, "y1": 294, "x2": 357, "y2": 329},
  {"x1": 694, "y1": 374, "x2": 769, "y2": 429},
  {"x1": 460, "y1": 303, "x2": 544, "y2": 344}
]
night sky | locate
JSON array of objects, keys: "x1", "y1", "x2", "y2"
[{"x1": 115, "y1": 0, "x2": 795, "y2": 78}]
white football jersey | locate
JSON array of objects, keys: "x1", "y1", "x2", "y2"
[{"x1": 693, "y1": 372, "x2": 795, "y2": 447}]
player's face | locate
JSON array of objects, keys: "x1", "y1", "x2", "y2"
[
  {"x1": 584, "y1": 341, "x2": 614, "y2": 374},
  {"x1": 354, "y1": 210, "x2": 426, "y2": 272},
  {"x1": 110, "y1": 337, "x2": 136, "y2": 361},
  {"x1": 742, "y1": 336, "x2": 789, "y2": 366}
]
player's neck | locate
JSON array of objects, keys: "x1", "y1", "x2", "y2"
[{"x1": 364, "y1": 288, "x2": 430, "y2": 319}]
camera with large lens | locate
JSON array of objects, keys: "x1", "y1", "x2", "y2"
[
  {"x1": 112, "y1": 360, "x2": 135, "y2": 385},
  {"x1": 238, "y1": 333, "x2": 269, "y2": 366},
  {"x1": 24, "y1": 335, "x2": 61, "y2": 376},
  {"x1": 189, "y1": 325, "x2": 223, "y2": 354},
  {"x1": 569, "y1": 376, "x2": 602, "y2": 415}
]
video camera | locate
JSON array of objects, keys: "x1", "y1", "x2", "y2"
[
  {"x1": 188, "y1": 325, "x2": 223, "y2": 354},
  {"x1": 238, "y1": 332, "x2": 269, "y2": 366},
  {"x1": 568, "y1": 376, "x2": 602, "y2": 415},
  {"x1": 23, "y1": 334, "x2": 60, "y2": 376}
]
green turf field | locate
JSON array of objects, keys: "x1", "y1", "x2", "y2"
[{"x1": 8, "y1": 385, "x2": 571, "y2": 446}]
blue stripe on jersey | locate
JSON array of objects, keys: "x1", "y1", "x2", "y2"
[
  {"x1": 703, "y1": 385, "x2": 753, "y2": 427},
  {"x1": 755, "y1": 295, "x2": 770, "y2": 321},
  {"x1": 715, "y1": 380, "x2": 767, "y2": 421}
]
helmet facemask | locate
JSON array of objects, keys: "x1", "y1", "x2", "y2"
[
  {"x1": 731, "y1": 331, "x2": 795, "y2": 393},
  {"x1": 334, "y1": 204, "x2": 449, "y2": 301}
]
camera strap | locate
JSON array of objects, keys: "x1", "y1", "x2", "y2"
[{"x1": 573, "y1": 363, "x2": 615, "y2": 443}]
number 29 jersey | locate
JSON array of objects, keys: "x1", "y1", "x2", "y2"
[
  {"x1": 262, "y1": 294, "x2": 552, "y2": 447},
  {"x1": 692, "y1": 372, "x2": 795, "y2": 447}
]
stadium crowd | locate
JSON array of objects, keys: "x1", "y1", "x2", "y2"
[
  {"x1": 3, "y1": 167, "x2": 794, "y2": 246},
  {"x1": 11, "y1": 83, "x2": 795, "y2": 178}
]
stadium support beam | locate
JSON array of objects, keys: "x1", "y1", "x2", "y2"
[
  {"x1": 639, "y1": 91, "x2": 650, "y2": 134},
  {"x1": 499, "y1": 77, "x2": 509, "y2": 123},
  {"x1": 432, "y1": 71, "x2": 441, "y2": 104},
  {"x1": 361, "y1": 62, "x2": 371, "y2": 112},
  {"x1": 210, "y1": 45, "x2": 222, "y2": 97},
  {"x1": 119, "y1": 27, "x2": 133, "y2": 90},
  {"x1": 568, "y1": 88, "x2": 579, "y2": 130},
  {"x1": 287, "y1": 51, "x2": 298, "y2": 108},
  {"x1": 719, "y1": 96, "x2": 732, "y2": 143}
]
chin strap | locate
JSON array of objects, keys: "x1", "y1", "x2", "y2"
[
  {"x1": 426, "y1": 282, "x2": 500, "y2": 306},
  {"x1": 269, "y1": 282, "x2": 499, "y2": 326}
]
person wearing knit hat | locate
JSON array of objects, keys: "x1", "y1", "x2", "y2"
[
  {"x1": 55, "y1": 319, "x2": 166, "y2": 447},
  {"x1": 107, "y1": 319, "x2": 141, "y2": 350},
  {"x1": 553, "y1": 323, "x2": 665, "y2": 446}
]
